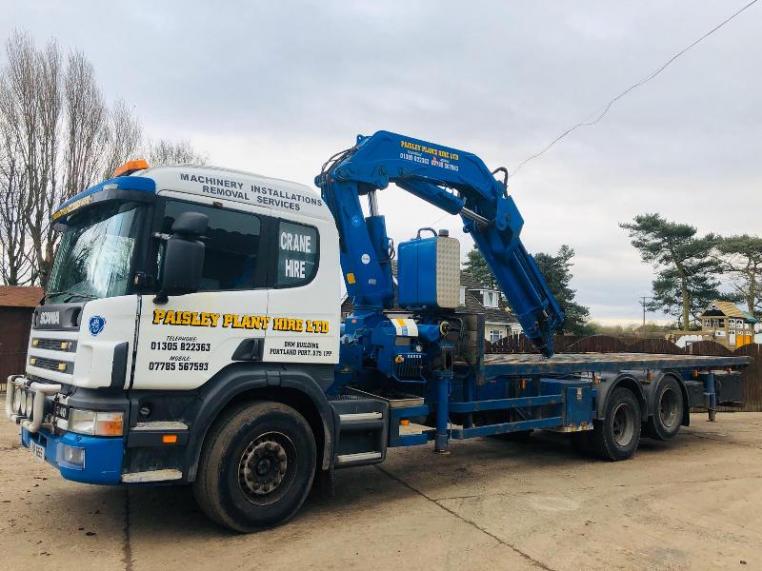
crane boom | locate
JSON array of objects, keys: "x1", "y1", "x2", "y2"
[{"x1": 316, "y1": 131, "x2": 564, "y2": 356}]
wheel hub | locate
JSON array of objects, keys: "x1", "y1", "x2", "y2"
[
  {"x1": 239, "y1": 437, "x2": 289, "y2": 496},
  {"x1": 659, "y1": 389, "x2": 679, "y2": 428},
  {"x1": 612, "y1": 403, "x2": 634, "y2": 446}
]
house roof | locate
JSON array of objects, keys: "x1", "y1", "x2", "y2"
[
  {"x1": 460, "y1": 284, "x2": 517, "y2": 324},
  {"x1": 701, "y1": 300, "x2": 757, "y2": 323},
  {"x1": 482, "y1": 308, "x2": 516, "y2": 324},
  {"x1": 0, "y1": 286, "x2": 43, "y2": 308},
  {"x1": 460, "y1": 271, "x2": 486, "y2": 290},
  {"x1": 462, "y1": 291, "x2": 484, "y2": 313}
]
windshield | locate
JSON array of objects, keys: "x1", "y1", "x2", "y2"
[{"x1": 47, "y1": 201, "x2": 146, "y2": 303}]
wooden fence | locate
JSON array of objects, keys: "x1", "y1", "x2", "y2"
[{"x1": 485, "y1": 334, "x2": 762, "y2": 412}]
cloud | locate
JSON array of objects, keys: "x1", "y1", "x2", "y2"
[{"x1": 5, "y1": 0, "x2": 760, "y2": 321}]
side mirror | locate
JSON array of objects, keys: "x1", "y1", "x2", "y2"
[{"x1": 156, "y1": 212, "x2": 208, "y2": 301}]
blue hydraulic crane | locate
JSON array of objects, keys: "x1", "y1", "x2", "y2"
[{"x1": 316, "y1": 130, "x2": 564, "y2": 357}]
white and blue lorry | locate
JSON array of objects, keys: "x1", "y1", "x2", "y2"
[{"x1": 5, "y1": 131, "x2": 747, "y2": 531}]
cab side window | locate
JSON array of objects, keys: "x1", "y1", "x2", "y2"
[
  {"x1": 276, "y1": 220, "x2": 319, "y2": 287},
  {"x1": 162, "y1": 201, "x2": 263, "y2": 290}
]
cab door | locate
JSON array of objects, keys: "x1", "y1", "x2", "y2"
[
  {"x1": 264, "y1": 217, "x2": 340, "y2": 367},
  {"x1": 132, "y1": 196, "x2": 270, "y2": 391}
]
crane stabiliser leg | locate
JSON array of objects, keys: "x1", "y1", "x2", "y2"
[
  {"x1": 434, "y1": 370, "x2": 452, "y2": 454},
  {"x1": 703, "y1": 372, "x2": 717, "y2": 422}
]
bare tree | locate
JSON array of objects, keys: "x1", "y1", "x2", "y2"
[
  {"x1": 0, "y1": 31, "x2": 208, "y2": 286},
  {"x1": 147, "y1": 138, "x2": 207, "y2": 166},
  {"x1": 0, "y1": 33, "x2": 64, "y2": 285},
  {"x1": 0, "y1": 119, "x2": 31, "y2": 284},
  {"x1": 102, "y1": 99, "x2": 142, "y2": 178},
  {"x1": 32, "y1": 41, "x2": 64, "y2": 285},
  {"x1": 0, "y1": 33, "x2": 142, "y2": 286},
  {"x1": 63, "y1": 51, "x2": 108, "y2": 199}
]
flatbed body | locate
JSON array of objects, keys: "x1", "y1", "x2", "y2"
[
  {"x1": 483, "y1": 352, "x2": 751, "y2": 376},
  {"x1": 360, "y1": 349, "x2": 750, "y2": 451}
]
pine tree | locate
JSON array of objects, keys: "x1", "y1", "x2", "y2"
[
  {"x1": 463, "y1": 246, "x2": 497, "y2": 289},
  {"x1": 463, "y1": 245, "x2": 591, "y2": 335},
  {"x1": 533, "y1": 245, "x2": 592, "y2": 335},
  {"x1": 620, "y1": 213, "x2": 720, "y2": 329}
]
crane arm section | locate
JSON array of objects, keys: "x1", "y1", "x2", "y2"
[{"x1": 315, "y1": 131, "x2": 564, "y2": 356}]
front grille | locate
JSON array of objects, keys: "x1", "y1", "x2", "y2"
[
  {"x1": 395, "y1": 353, "x2": 423, "y2": 379},
  {"x1": 28, "y1": 356, "x2": 73, "y2": 374},
  {"x1": 31, "y1": 338, "x2": 77, "y2": 352}
]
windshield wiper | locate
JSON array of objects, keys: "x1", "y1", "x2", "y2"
[{"x1": 44, "y1": 290, "x2": 97, "y2": 304}]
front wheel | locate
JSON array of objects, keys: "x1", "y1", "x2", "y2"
[
  {"x1": 591, "y1": 387, "x2": 641, "y2": 461},
  {"x1": 193, "y1": 401, "x2": 317, "y2": 532}
]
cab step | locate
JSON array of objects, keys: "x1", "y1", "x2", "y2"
[
  {"x1": 330, "y1": 396, "x2": 388, "y2": 468},
  {"x1": 336, "y1": 451, "x2": 383, "y2": 466}
]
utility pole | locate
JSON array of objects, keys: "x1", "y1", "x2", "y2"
[{"x1": 640, "y1": 296, "x2": 653, "y2": 338}]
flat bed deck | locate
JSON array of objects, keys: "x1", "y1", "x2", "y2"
[{"x1": 483, "y1": 352, "x2": 750, "y2": 376}]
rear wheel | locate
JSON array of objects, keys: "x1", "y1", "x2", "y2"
[
  {"x1": 193, "y1": 401, "x2": 316, "y2": 532},
  {"x1": 591, "y1": 387, "x2": 641, "y2": 461},
  {"x1": 645, "y1": 377, "x2": 684, "y2": 441}
]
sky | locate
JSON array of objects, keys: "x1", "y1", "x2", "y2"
[{"x1": 4, "y1": 1, "x2": 761, "y2": 324}]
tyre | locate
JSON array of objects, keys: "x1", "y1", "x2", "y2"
[
  {"x1": 591, "y1": 387, "x2": 641, "y2": 461},
  {"x1": 645, "y1": 377, "x2": 684, "y2": 441},
  {"x1": 570, "y1": 430, "x2": 594, "y2": 456},
  {"x1": 193, "y1": 401, "x2": 317, "y2": 532}
]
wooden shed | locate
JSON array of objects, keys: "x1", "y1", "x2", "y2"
[
  {"x1": 700, "y1": 300, "x2": 758, "y2": 349},
  {"x1": 0, "y1": 286, "x2": 43, "y2": 385}
]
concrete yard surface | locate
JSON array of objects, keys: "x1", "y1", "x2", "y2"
[{"x1": 1, "y1": 412, "x2": 761, "y2": 570}]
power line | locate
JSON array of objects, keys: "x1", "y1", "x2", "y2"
[
  {"x1": 511, "y1": 0, "x2": 759, "y2": 176},
  {"x1": 425, "y1": 0, "x2": 758, "y2": 230},
  {"x1": 429, "y1": 211, "x2": 450, "y2": 228}
]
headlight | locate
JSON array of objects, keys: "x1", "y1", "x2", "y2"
[
  {"x1": 19, "y1": 390, "x2": 28, "y2": 416},
  {"x1": 25, "y1": 392, "x2": 35, "y2": 416},
  {"x1": 57, "y1": 443, "x2": 85, "y2": 469},
  {"x1": 13, "y1": 387, "x2": 22, "y2": 414},
  {"x1": 67, "y1": 409, "x2": 124, "y2": 436}
]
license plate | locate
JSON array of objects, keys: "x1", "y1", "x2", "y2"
[{"x1": 30, "y1": 441, "x2": 45, "y2": 462}]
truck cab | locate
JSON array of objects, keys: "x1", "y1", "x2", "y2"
[{"x1": 7, "y1": 163, "x2": 345, "y2": 526}]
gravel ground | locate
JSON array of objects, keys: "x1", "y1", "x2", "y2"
[{"x1": 1, "y1": 412, "x2": 760, "y2": 570}]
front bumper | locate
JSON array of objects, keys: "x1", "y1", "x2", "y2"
[
  {"x1": 6, "y1": 375, "x2": 124, "y2": 485},
  {"x1": 21, "y1": 427, "x2": 124, "y2": 485}
]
